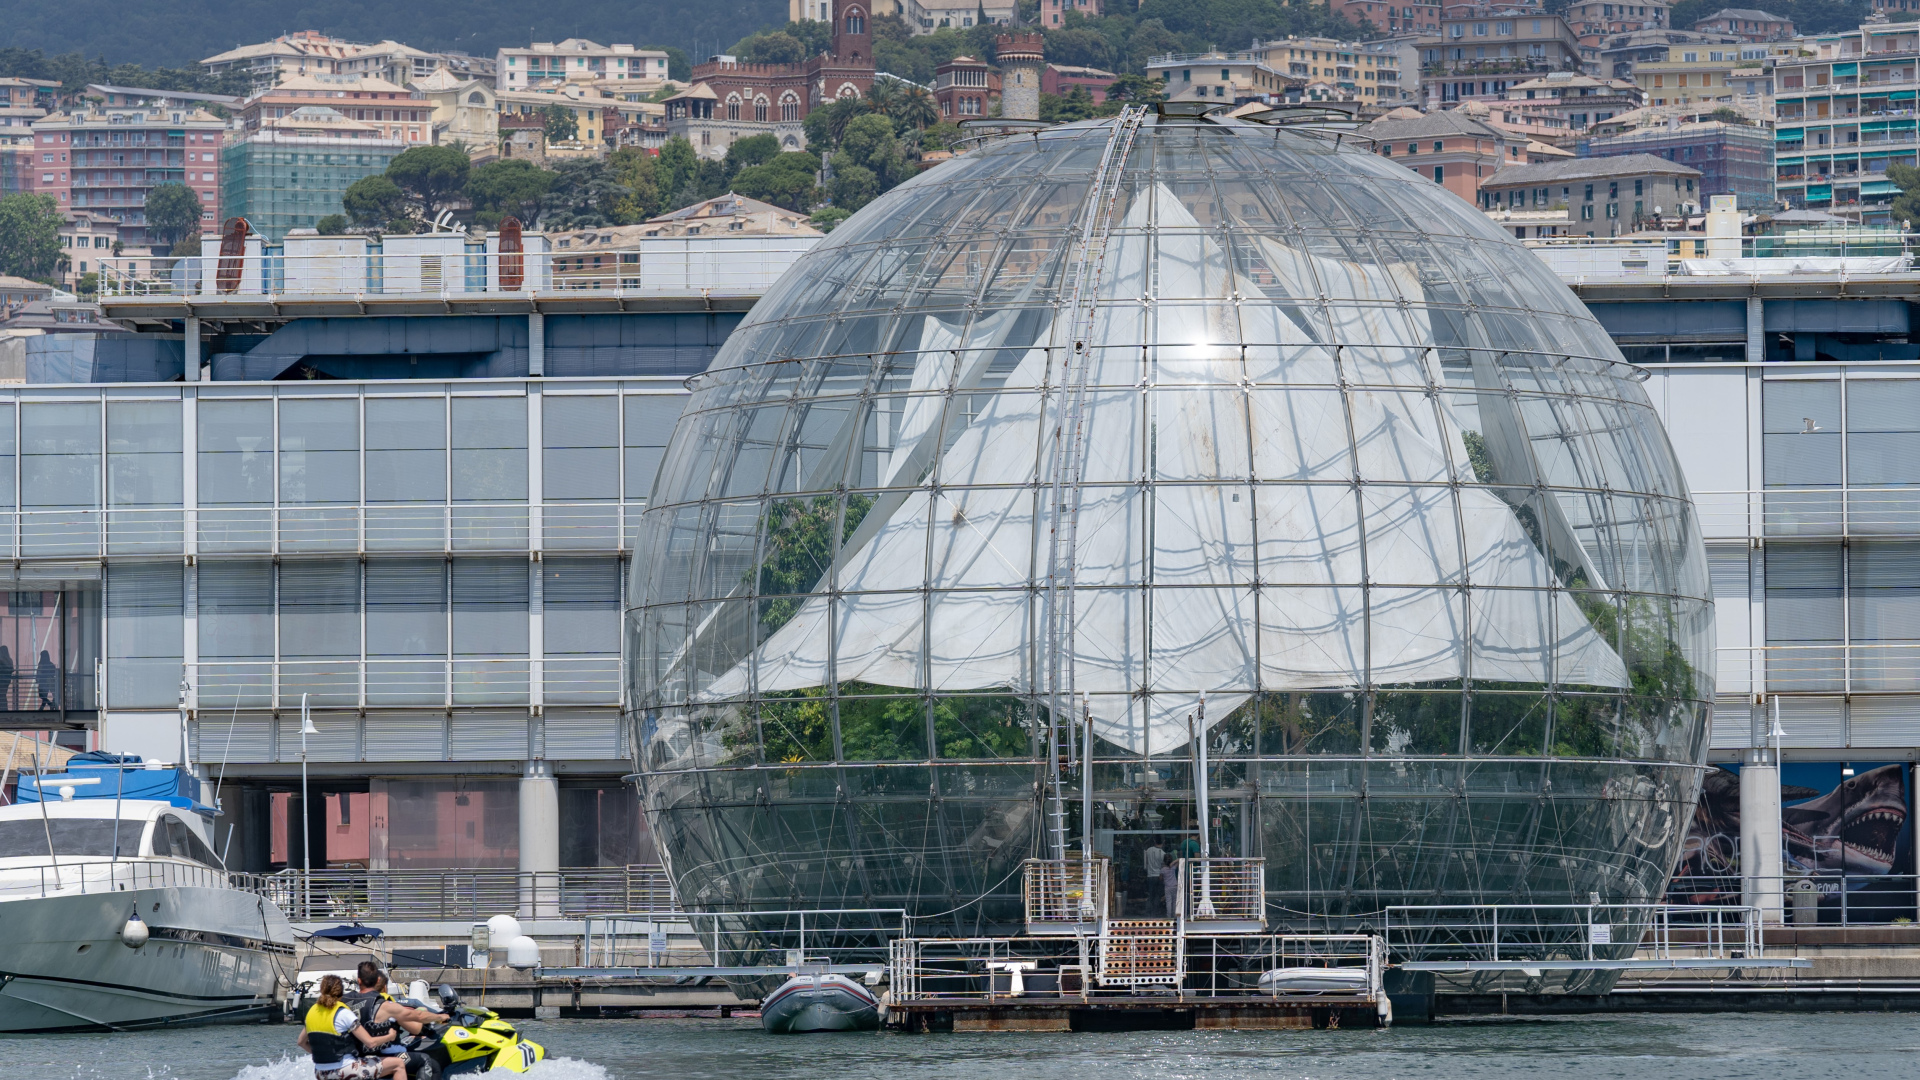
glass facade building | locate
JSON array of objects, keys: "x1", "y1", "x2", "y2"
[{"x1": 628, "y1": 114, "x2": 1713, "y2": 931}]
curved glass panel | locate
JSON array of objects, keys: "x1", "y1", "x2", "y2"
[{"x1": 627, "y1": 115, "x2": 1712, "y2": 938}]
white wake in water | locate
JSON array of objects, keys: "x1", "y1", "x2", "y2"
[{"x1": 232, "y1": 1056, "x2": 609, "y2": 1080}]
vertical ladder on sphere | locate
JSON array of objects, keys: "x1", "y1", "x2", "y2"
[{"x1": 1042, "y1": 105, "x2": 1148, "y2": 862}]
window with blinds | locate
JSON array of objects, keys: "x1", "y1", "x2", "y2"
[
  {"x1": 366, "y1": 556, "x2": 447, "y2": 705},
  {"x1": 197, "y1": 400, "x2": 273, "y2": 506},
  {"x1": 452, "y1": 558, "x2": 529, "y2": 656},
  {"x1": 365, "y1": 397, "x2": 446, "y2": 503},
  {"x1": 105, "y1": 560, "x2": 181, "y2": 708},
  {"x1": 544, "y1": 396, "x2": 618, "y2": 501},
  {"x1": 199, "y1": 560, "x2": 274, "y2": 662},
  {"x1": 0, "y1": 405, "x2": 16, "y2": 511},
  {"x1": 544, "y1": 556, "x2": 619, "y2": 703},
  {"x1": 451, "y1": 397, "x2": 527, "y2": 502},
  {"x1": 279, "y1": 558, "x2": 360, "y2": 705},
  {"x1": 623, "y1": 396, "x2": 683, "y2": 502},
  {"x1": 21, "y1": 401, "x2": 100, "y2": 509},
  {"x1": 1764, "y1": 543, "x2": 1842, "y2": 644},
  {"x1": 1762, "y1": 380, "x2": 1841, "y2": 488},
  {"x1": 106, "y1": 401, "x2": 180, "y2": 508},
  {"x1": 1848, "y1": 541, "x2": 1920, "y2": 691},
  {"x1": 279, "y1": 398, "x2": 359, "y2": 505},
  {"x1": 1846, "y1": 380, "x2": 1920, "y2": 487},
  {"x1": 198, "y1": 558, "x2": 273, "y2": 707}
]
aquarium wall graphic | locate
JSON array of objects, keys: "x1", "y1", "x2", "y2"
[{"x1": 1669, "y1": 761, "x2": 1914, "y2": 922}]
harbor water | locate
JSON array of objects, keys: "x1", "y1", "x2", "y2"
[{"x1": 0, "y1": 1014, "x2": 1914, "y2": 1080}]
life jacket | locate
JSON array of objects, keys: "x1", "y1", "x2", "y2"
[
  {"x1": 303, "y1": 1002, "x2": 358, "y2": 1066},
  {"x1": 344, "y1": 988, "x2": 398, "y2": 1037}
]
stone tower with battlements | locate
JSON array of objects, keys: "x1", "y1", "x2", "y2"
[{"x1": 995, "y1": 33, "x2": 1044, "y2": 121}]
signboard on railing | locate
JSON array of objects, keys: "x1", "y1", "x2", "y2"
[{"x1": 1669, "y1": 761, "x2": 1914, "y2": 923}]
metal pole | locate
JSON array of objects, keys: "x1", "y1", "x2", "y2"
[
  {"x1": 301, "y1": 692, "x2": 312, "y2": 919},
  {"x1": 1080, "y1": 694, "x2": 1094, "y2": 920}
]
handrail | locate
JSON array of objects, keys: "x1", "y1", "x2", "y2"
[
  {"x1": 269, "y1": 865, "x2": 678, "y2": 921},
  {"x1": 0, "y1": 856, "x2": 281, "y2": 902}
]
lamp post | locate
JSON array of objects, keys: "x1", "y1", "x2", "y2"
[{"x1": 299, "y1": 693, "x2": 317, "y2": 919}]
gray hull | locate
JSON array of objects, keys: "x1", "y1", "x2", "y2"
[
  {"x1": 759, "y1": 976, "x2": 880, "y2": 1033},
  {"x1": 0, "y1": 884, "x2": 292, "y2": 1032}
]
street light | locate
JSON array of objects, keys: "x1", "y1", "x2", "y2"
[{"x1": 300, "y1": 693, "x2": 317, "y2": 918}]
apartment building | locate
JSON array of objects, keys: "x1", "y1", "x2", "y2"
[
  {"x1": 1691, "y1": 7, "x2": 1794, "y2": 43},
  {"x1": 235, "y1": 75, "x2": 431, "y2": 146},
  {"x1": 1258, "y1": 37, "x2": 1408, "y2": 104},
  {"x1": 415, "y1": 71, "x2": 499, "y2": 149},
  {"x1": 1564, "y1": 0, "x2": 1669, "y2": 48},
  {"x1": 1579, "y1": 118, "x2": 1774, "y2": 209},
  {"x1": 57, "y1": 212, "x2": 161, "y2": 291},
  {"x1": 1634, "y1": 45, "x2": 1749, "y2": 107},
  {"x1": 221, "y1": 108, "x2": 407, "y2": 240},
  {"x1": 30, "y1": 106, "x2": 226, "y2": 246},
  {"x1": 1423, "y1": 9, "x2": 1584, "y2": 107},
  {"x1": 1146, "y1": 52, "x2": 1299, "y2": 104},
  {"x1": 1043, "y1": 64, "x2": 1118, "y2": 103},
  {"x1": 0, "y1": 78, "x2": 58, "y2": 146},
  {"x1": 1501, "y1": 70, "x2": 1642, "y2": 130},
  {"x1": 203, "y1": 32, "x2": 498, "y2": 93},
  {"x1": 1773, "y1": 17, "x2": 1920, "y2": 220},
  {"x1": 497, "y1": 41, "x2": 672, "y2": 91},
  {"x1": 1478, "y1": 153, "x2": 1701, "y2": 233},
  {"x1": 1363, "y1": 106, "x2": 1530, "y2": 204},
  {"x1": 792, "y1": 0, "x2": 899, "y2": 20},
  {"x1": 1328, "y1": 0, "x2": 1441, "y2": 36},
  {"x1": 498, "y1": 85, "x2": 615, "y2": 151},
  {"x1": 901, "y1": 0, "x2": 1018, "y2": 30}
]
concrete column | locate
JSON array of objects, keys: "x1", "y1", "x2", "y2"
[
  {"x1": 186, "y1": 317, "x2": 208, "y2": 381},
  {"x1": 519, "y1": 760, "x2": 560, "y2": 918},
  {"x1": 528, "y1": 312, "x2": 545, "y2": 377},
  {"x1": 1739, "y1": 744, "x2": 1784, "y2": 924},
  {"x1": 1745, "y1": 296, "x2": 1764, "y2": 363}
]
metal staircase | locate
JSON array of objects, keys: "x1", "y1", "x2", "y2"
[{"x1": 1040, "y1": 104, "x2": 1148, "y2": 862}]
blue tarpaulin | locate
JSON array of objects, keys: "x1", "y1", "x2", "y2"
[{"x1": 15, "y1": 753, "x2": 203, "y2": 809}]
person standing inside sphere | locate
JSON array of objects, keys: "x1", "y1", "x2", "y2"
[{"x1": 1143, "y1": 839, "x2": 1167, "y2": 915}]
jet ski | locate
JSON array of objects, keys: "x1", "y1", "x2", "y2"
[
  {"x1": 403, "y1": 984, "x2": 547, "y2": 1079},
  {"x1": 759, "y1": 972, "x2": 880, "y2": 1033}
]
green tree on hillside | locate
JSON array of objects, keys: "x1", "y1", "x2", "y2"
[
  {"x1": 0, "y1": 194, "x2": 64, "y2": 281},
  {"x1": 143, "y1": 182, "x2": 203, "y2": 254},
  {"x1": 829, "y1": 113, "x2": 913, "y2": 212},
  {"x1": 386, "y1": 145, "x2": 473, "y2": 222},
  {"x1": 1888, "y1": 163, "x2": 1920, "y2": 231},
  {"x1": 724, "y1": 133, "x2": 783, "y2": 174},
  {"x1": 732, "y1": 151, "x2": 822, "y2": 212},
  {"x1": 541, "y1": 103, "x2": 578, "y2": 144},
  {"x1": 608, "y1": 147, "x2": 666, "y2": 222},
  {"x1": 466, "y1": 158, "x2": 554, "y2": 229},
  {"x1": 341, "y1": 174, "x2": 409, "y2": 232}
]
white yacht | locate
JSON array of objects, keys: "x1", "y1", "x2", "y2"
[{"x1": 0, "y1": 754, "x2": 295, "y2": 1031}]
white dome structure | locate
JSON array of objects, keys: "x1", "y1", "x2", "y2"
[{"x1": 627, "y1": 109, "x2": 1711, "y2": 949}]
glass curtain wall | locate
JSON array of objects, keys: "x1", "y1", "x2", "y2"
[{"x1": 628, "y1": 114, "x2": 1713, "y2": 941}]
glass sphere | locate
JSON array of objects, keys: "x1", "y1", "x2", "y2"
[{"x1": 628, "y1": 113, "x2": 1711, "y2": 946}]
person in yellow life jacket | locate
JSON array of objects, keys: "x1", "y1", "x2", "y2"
[
  {"x1": 297, "y1": 975, "x2": 408, "y2": 1080},
  {"x1": 342, "y1": 961, "x2": 448, "y2": 1058}
]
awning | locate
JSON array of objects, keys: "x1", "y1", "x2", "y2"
[
  {"x1": 1862, "y1": 179, "x2": 1902, "y2": 196},
  {"x1": 1861, "y1": 121, "x2": 1891, "y2": 132},
  {"x1": 1892, "y1": 91, "x2": 1918, "y2": 101},
  {"x1": 1776, "y1": 128, "x2": 1803, "y2": 141},
  {"x1": 1808, "y1": 184, "x2": 1834, "y2": 201},
  {"x1": 1834, "y1": 62, "x2": 1859, "y2": 76}
]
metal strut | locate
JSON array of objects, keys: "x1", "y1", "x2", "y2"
[{"x1": 1042, "y1": 105, "x2": 1148, "y2": 863}]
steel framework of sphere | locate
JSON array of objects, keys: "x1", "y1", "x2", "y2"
[{"x1": 626, "y1": 108, "x2": 1712, "y2": 953}]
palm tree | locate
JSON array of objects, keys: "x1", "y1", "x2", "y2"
[
  {"x1": 898, "y1": 85, "x2": 940, "y2": 129},
  {"x1": 865, "y1": 78, "x2": 901, "y2": 116}
]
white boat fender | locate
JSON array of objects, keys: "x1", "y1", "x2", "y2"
[
  {"x1": 1377, "y1": 994, "x2": 1392, "y2": 1027},
  {"x1": 505, "y1": 936, "x2": 541, "y2": 969},
  {"x1": 121, "y1": 909, "x2": 150, "y2": 949}
]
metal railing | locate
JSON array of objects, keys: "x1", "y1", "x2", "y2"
[
  {"x1": 1181, "y1": 856, "x2": 1265, "y2": 925},
  {"x1": 575, "y1": 907, "x2": 905, "y2": 972},
  {"x1": 269, "y1": 865, "x2": 677, "y2": 922},
  {"x1": 1713, "y1": 643, "x2": 1920, "y2": 696},
  {"x1": 0, "y1": 857, "x2": 279, "y2": 902},
  {"x1": 1668, "y1": 873, "x2": 1920, "y2": 925},
  {"x1": 1692, "y1": 487, "x2": 1920, "y2": 540},
  {"x1": 186, "y1": 657, "x2": 620, "y2": 710},
  {"x1": 1021, "y1": 856, "x2": 1110, "y2": 930},
  {"x1": 97, "y1": 242, "x2": 817, "y2": 300},
  {"x1": 0, "y1": 502, "x2": 644, "y2": 562},
  {"x1": 1383, "y1": 903, "x2": 1765, "y2": 964},
  {"x1": 887, "y1": 932, "x2": 1381, "y2": 1002}
]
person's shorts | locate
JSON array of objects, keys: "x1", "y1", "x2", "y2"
[{"x1": 314, "y1": 1059, "x2": 380, "y2": 1080}]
